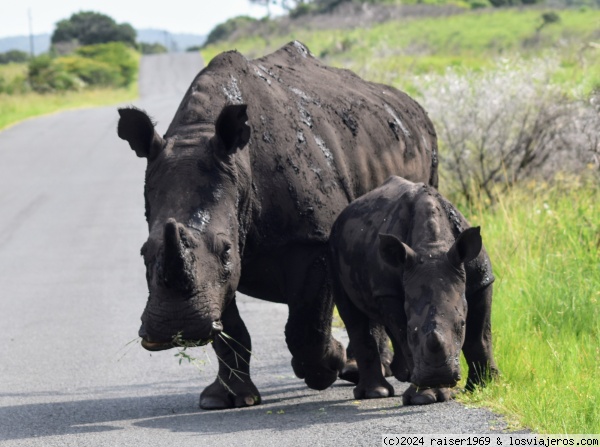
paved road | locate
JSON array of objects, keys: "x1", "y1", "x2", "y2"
[{"x1": 0, "y1": 53, "x2": 510, "y2": 447}]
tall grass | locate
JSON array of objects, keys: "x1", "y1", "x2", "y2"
[
  {"x1": 0, "y1": 58, "x2": 137, "y2": 131},
  {"x1": 0, "y1": 84, "x2": 137, "y2": 130},
  {"x1": 0, "y1": 51, "x2": 139, "y2": 131},
  {"x1": 456, "y1": 177, "x2": 600, "y2": 433},
  {"x1": 201, "y1": 9, "x2": 600, "y2": 95}
]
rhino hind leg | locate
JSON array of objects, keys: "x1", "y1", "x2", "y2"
[
  {"x1": 402, "y1": 384, "x2": 458, "y2": 406},
  {"x1": 200, "y1": 297, "x2": 261, "y2": 410},
  {"x1": 463, "y1": 284, "x2": 499, "y2": 391},
  {"x1": 284, "y1": 246, "x2": 346, "y2": 391}
]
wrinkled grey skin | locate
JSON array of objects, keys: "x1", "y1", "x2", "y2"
[
  {"x1": 329, "y1": 176, "x2": 498, "y2": 405},
  {"x1": 117, "y1": 42, "x2": 439, "y2": 410}
]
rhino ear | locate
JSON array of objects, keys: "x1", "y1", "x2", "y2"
[
  {"x1": 117, "y1": 107, "x2": 164, "y2": 160},
  {"x1": 379, "y1": 233, "x2": 418, "y2": 269},
  {"x1": 447, "y1": 226, "x2": 482, "y2": 267},
  {"x1": 213, "y1": 104, "x2": 251, "y2": 155}
]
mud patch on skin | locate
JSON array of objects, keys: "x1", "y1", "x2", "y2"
[
  {"x1": 336, "y1": 109, "x2": 359, "y2": 136},
  {"x1": 292, "y1": 40, "x2": 311, "y2": 57},
  {"x1": 254, "y1": 68, "x2": 272, "y2": 85},
  {"x1": 189, "y1": 210, "x2": 211, "y2": 233},
  {"x1": 385, "y1": 103, "x2": 411, "y2": 140},
  {"x1": 222, "y1": 76, "x2": 243, "y2": 103},
  {"x1": 314, "y1": 135, "x2": 334, "y2": 169}
]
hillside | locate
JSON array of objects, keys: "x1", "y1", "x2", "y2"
[{"x1": 0, "y1": 29, "x2": 205, "y2": 55}]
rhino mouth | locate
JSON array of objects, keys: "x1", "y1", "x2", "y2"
[
  {"x1": 411, "y1": 370, "x2": 460, "y2": 389},
  {"x1": 141, "y1": 338, "x2": 177, "y2": 351},
  {"x1": 140, "y1": 335, "x2": 215, "y2": 351},
  {"x1": 141, "y1": 337, "x2": 214, "y2": 351}
]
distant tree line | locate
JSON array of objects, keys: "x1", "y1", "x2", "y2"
[{"x1": 0, "y1": 11, "x2": 140, "y2": 94}]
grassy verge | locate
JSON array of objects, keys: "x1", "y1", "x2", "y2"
[
  {"x1": 0, "y1": 84, "x2": 138, "y2": 130},
  {"x1": 456, "y1": 176, "x2": 600, "y2": 433},
  {"x1": 202, "y1": 8, "x2": 600, "y2": 95},
  {"x1": 0, "y1": 52, "x2": 139, "y2": 131}
]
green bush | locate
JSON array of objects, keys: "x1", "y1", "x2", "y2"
[
  {"x1": 138, "y1": 42, "x2": 168, "y2": 54},
  {"x1": 26, "y1": 42, "x2": 137, "y2": 92},
  {"x1": 75, "y1": 42, "x2": 137, "y2": 87},
  {"x1": 28, "y1": 55, "x2": 81, "y2": 93},
  {"x1": 0, "y1": 74, "x2": 29, "y2": 94},
  {"x1": 0, "y1": 50, "x2": 30, "y2": 65},
  {"x1": 55, "y1": 56, "x2": 121, "y2": 87}
]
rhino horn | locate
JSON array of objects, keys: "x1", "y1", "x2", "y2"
[{"x1": 162, "y1": 218, "x2": 194, "y2": 292}]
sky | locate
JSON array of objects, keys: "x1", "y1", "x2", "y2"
[{"x1": 0, "y1": 0, "x2": 285, "y2": 38}]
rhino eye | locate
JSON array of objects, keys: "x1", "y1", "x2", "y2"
[{"x1": 219, "y1": 241, "x2": 232, "y2": 266}]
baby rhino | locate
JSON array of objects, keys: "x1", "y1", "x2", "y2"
[{"x1": 329, "y1": 176, "x2": 497, "y2": 405}]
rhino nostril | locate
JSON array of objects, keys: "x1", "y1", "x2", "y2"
[{"x1": 211, "y1": 320, "x2": 223, "y2": 335}]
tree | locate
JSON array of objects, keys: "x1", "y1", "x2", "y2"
[
  {"x1": 0, "y1": 50, "x2": 29, "y2": 64},
  {"x1": 51, "y1": 11, "x2": 136, "y2": 47}
]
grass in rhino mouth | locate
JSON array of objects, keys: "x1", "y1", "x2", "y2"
[
  {"x1": 119, "y1": 332, "x2": 253, "y2": 396},
  {"x1": 171, "y1": 331, "x2": 253, "y2": 396}
]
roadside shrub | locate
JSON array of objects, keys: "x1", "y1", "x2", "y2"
[
  {"x1": 26, "y1": 42, "x2": 137, "y2": 92},
  {"x1": 138, "y1": 42, "x2": 168, "y2": 55},
  {"x1": 0, "y1": 74, "x2": 29, "y2": 94},
  {"x1": 0, "y1": 50, "x2": 29, "y2": 64},
  {"x1": 28, "y1": 55, "x2": 81, "y2": 93},
  {"x1": 55, "y1": 56, "x2": 121, "y2": 87},
  {"x1": 414, "y1": 58, "x2": 600, "y2": 203},
  {"x1": 75, "y1": 42, "x2": 137, "y2": 87}
]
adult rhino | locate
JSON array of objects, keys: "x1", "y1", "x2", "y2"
[{"x1": 117, "y1": 41, "x2": 438, "y2": 410}]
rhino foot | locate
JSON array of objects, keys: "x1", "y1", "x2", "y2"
[
  {"x1": 401, "y1": 384, "x2": 458, "y2": 405},
  {"x1": 339, "y1": 359, "x2": 359, "y2": 384},
  {"x1": 199, "y1": 377, "x2": 261, "y2": 410},
  {"x1": 339, "y1": 359, "x2": 394, "y2": 385},
  {"x1": 291, "y1": 338, "x2": 346, "y2": 390},
  {"x1": 353, "y1": 378, "x2": 395, "y2": 399}
]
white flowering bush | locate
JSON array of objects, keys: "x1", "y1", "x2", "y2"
[{"x1": 413, "y1": 58, "x2": 600, "y2": 202}]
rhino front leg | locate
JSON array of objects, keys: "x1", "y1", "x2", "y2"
[
  {"x1": 463, "y1": 284, "x2": 499, "y2": 391},
  {"x1": 340, "y1": 323, "x2": 394, "y2": 384},
  {"x1": 285, "y1": 246, "x2": 346, "y2": 391},
  {"x1": 200, "y1": 296, "x2": 261, "y2": 410},
  {"x1": 334, "y1": 285, "x2": 394, "y2": 399}
]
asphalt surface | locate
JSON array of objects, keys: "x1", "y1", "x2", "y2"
[{"x1": 0, "y1": 52, "x2": 511, "y2": 446}]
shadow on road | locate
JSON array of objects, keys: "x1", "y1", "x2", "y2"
[{"x1": 0, "y1": 382, "x2": 425, "y2": 441}]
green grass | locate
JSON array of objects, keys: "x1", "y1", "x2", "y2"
[
  {"x1": 455, "y1": 176, "x2": 600, "y2": 433},
  {"x1": 0, "y1": 52, "x2": 139, "y2": 131},
  {"x1": 0, "y1": 83, "x2": 138, "y2": 130},
  {"x1": 202, "y1": 8, "x2": 600, "y2": 95}
]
